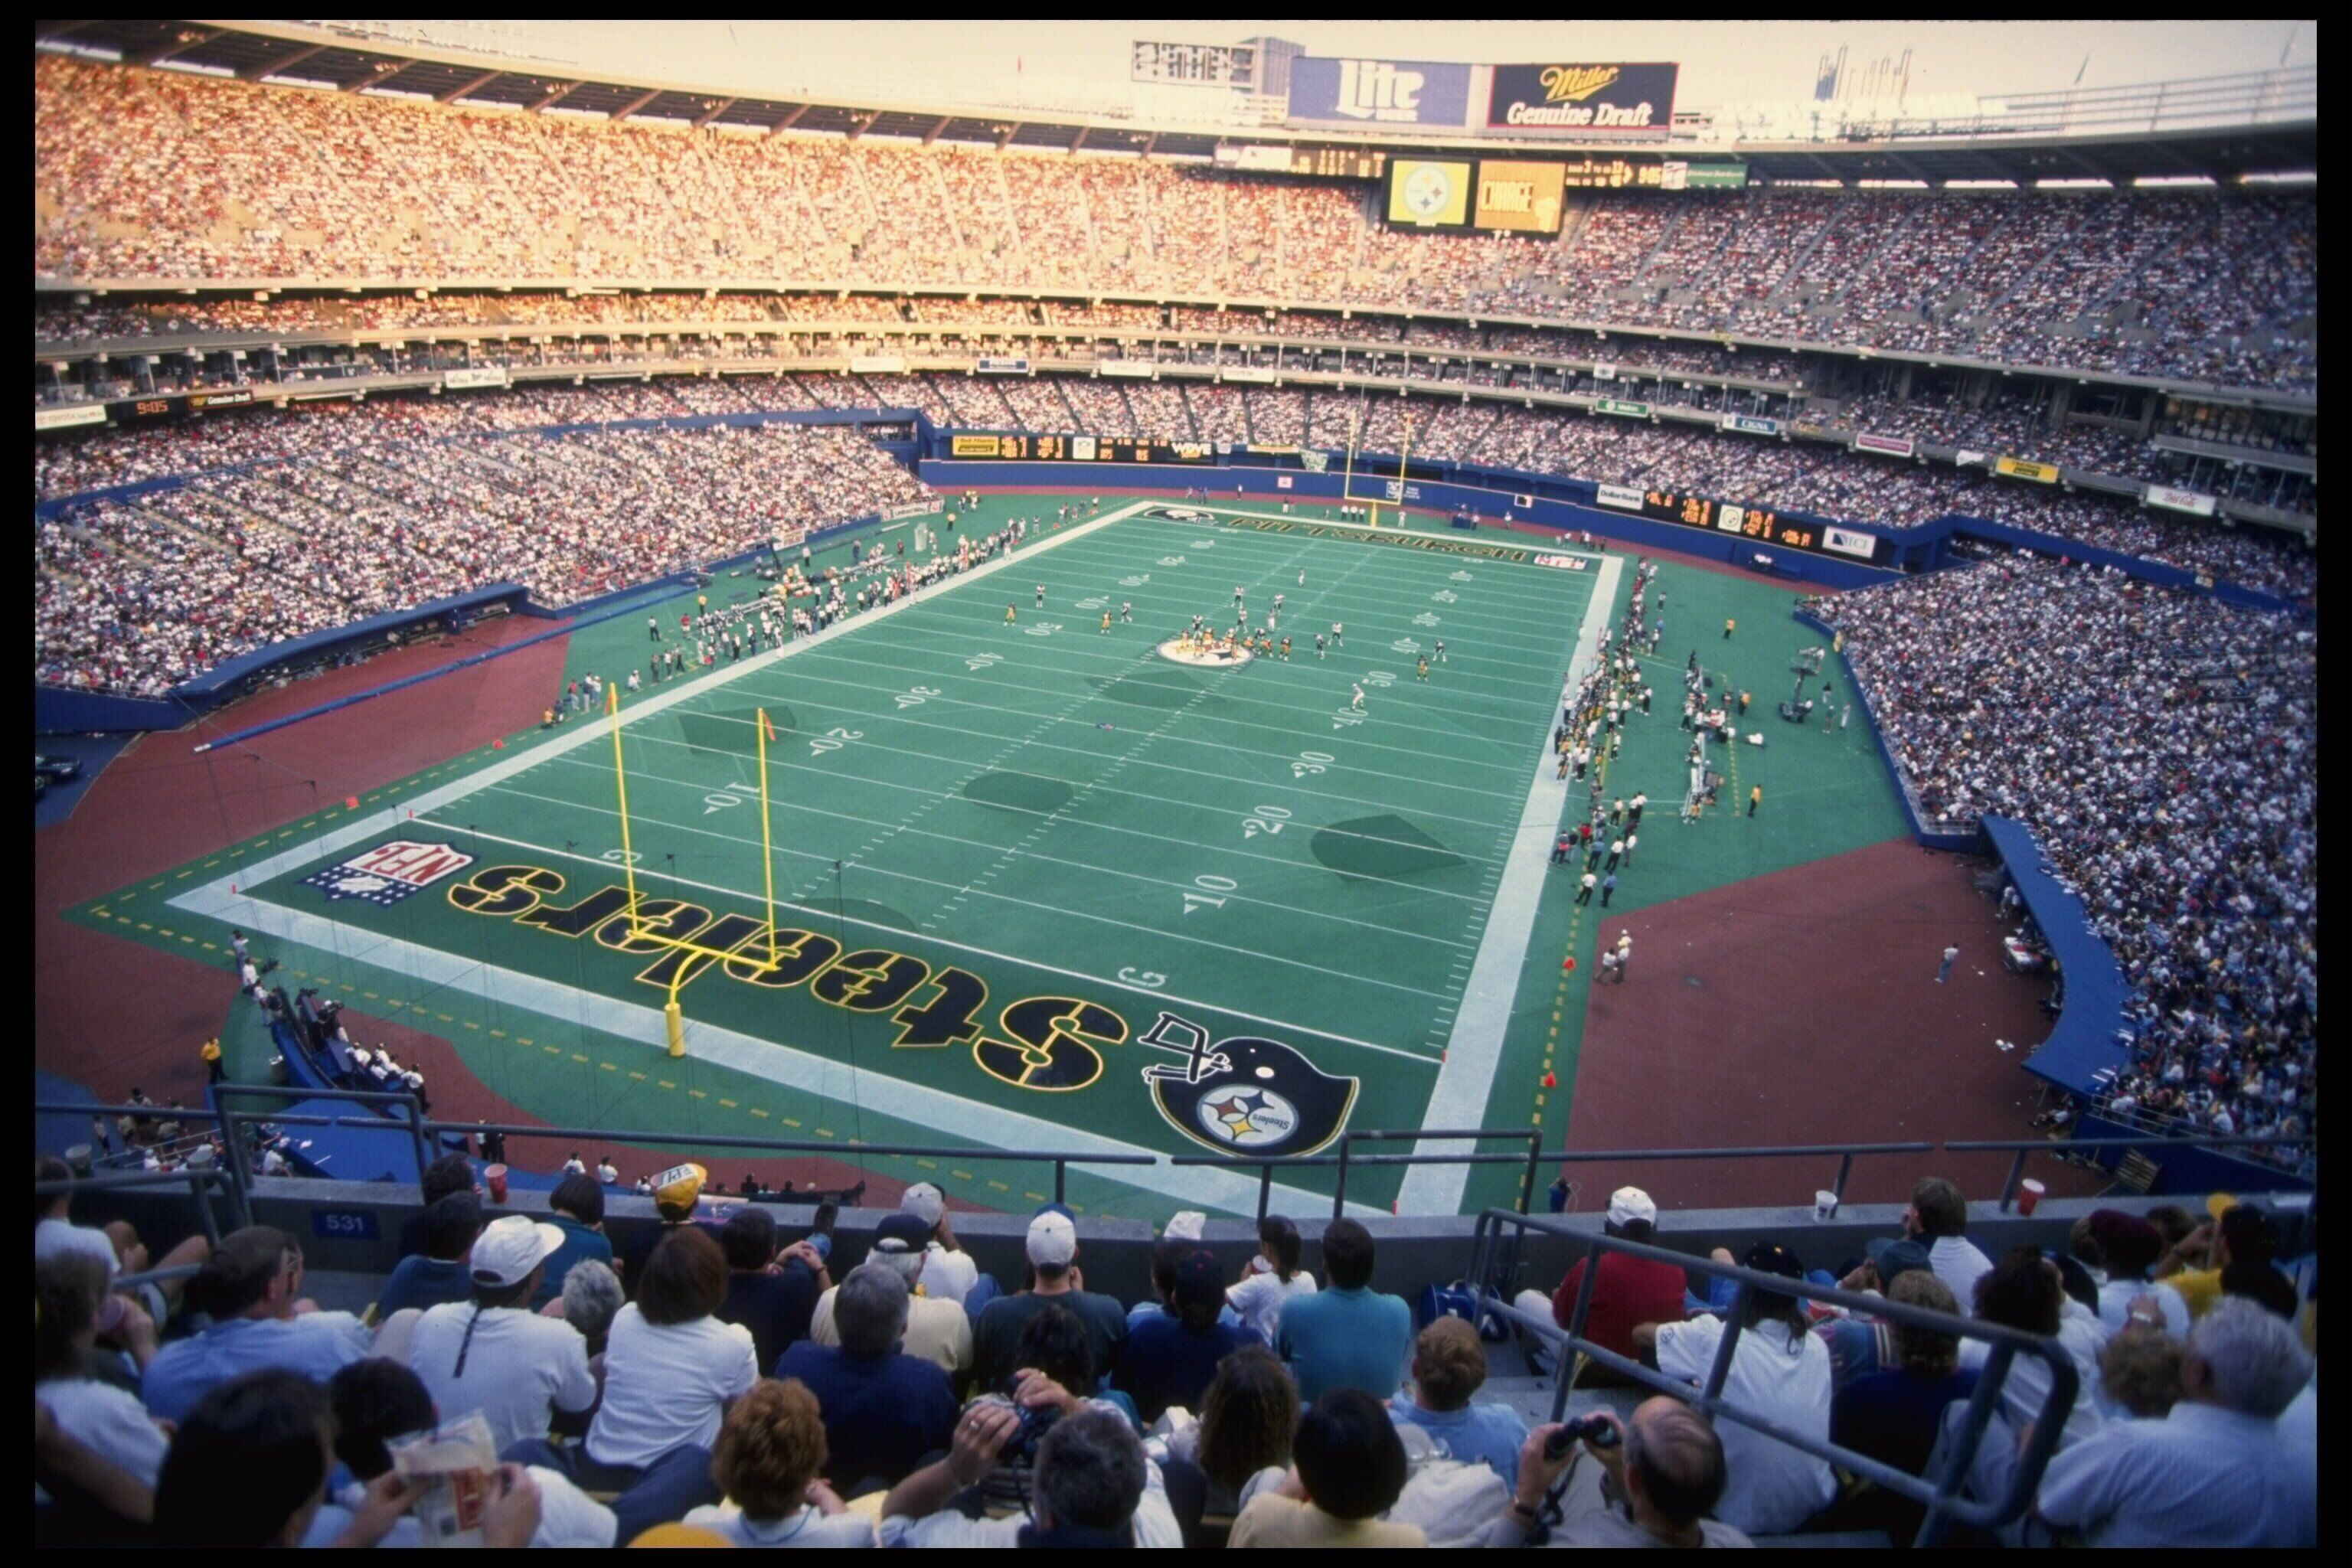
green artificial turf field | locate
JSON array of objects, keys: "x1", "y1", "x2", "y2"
[{"x1": 73, "y1": 495, "x2": 1909, "y2": 1220}]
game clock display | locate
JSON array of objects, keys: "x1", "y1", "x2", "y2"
[{"x1": 1639, "y1": 488, "x2": 1848, "y2": 557}]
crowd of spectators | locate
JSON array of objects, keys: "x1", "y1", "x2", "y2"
[
  {"x1": 35, "y1": 366, "x2": 2314, "y2": 694},
  {"x1": 34, "y1": 1158, "x2": 2315, "y2": 1547},
  {"x1": 1821, "y1": 558, "x2": 2317, "y2": 1152},
  {"x1": 34, "y1": 57, "x2": 2317, "y2": 392},
  {"x1": 35, "y1": 403, "x2": 928, "y2": 694}
]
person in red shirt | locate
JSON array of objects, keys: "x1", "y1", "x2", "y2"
[{"x1": 1542, "y1": 1187, "x2": 1688, "y2": 1385}]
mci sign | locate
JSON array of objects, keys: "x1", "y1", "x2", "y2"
[{"x1": 1288, "y1": 56, "x2": 1472, "y2": 129}]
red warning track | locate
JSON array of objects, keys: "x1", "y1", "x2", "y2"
[{"x1": 1563, "y1": 839, "x2": 2099, "y2": 1213}]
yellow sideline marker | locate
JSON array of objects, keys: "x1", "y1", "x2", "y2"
[{"x1": 606, "y1": 684, "x2": 782, "y2": 1058}]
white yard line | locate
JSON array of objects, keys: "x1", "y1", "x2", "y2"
[{"x1": 1395, "y1": 551, "x2": 1625, "y2": 1217}]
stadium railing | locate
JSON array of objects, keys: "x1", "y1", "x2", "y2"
[
  {"x1": 1465, "y1": 1210, "x2": 2078, "y2": 1547},
  {"x1": 1949, "y1": 1132, "x2": 2321, "y2": 1211},
  {"x1": 1174, "y1": 1138, "x2": 1934, "y2": 1221},
  {"x1": 34, "y1": 1165, "x2": 230, "y2": 1250}
]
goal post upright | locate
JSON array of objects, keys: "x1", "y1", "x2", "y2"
[
  {"x1": 607, "y1": 684, "x2": 647, "y2": 942},
  {"x1": 757, "y1": 707, "x2": 779, "y2": 967}
]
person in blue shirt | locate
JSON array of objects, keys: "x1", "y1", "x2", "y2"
[
  {"x1": 1386, "y1": 1316, "x2": 1530, "y2": 1481},
  {"x1": 1116, "y1": 1250, "x2": 1246, "y2": 1425},
  {"x1": 1827, "y1": 1269, "x2": 1979, "y2": 1540},
  {"x1": 1125, "y1": 1236, "x2": 1247, "y2": 1338},
  {"x1": 374, "y1": 1191, "x2": 482, "y2": 1318},
  {"x1": 773, "y1": 1263, "x2": 956, "y2": 1494},
  {"x1": 1276, "y1": 1217, "x2": 1413, "y2": 1403},
  {"x1": 534, "y1": 1171, "x2": 616, "y2": 1308},
  {"x1": 142, "y1": 1226, "x2": 373, "y2": 1423}
]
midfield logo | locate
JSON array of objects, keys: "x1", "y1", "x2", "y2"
[
  {"x1": 1138, "y1": 1011, "x2": 1358, "y2": 1157},
  {"x1": 302, "y1": 840, "x2": 475, "y2": 907}
]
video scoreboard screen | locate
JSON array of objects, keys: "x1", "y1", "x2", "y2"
[{"x1": 1472, "y1": 158, "x2": 1567, "y2": 232}]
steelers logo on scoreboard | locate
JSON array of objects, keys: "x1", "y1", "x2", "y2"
[
  {"x1": 1400, "y1": 161, "x2": 1462, "y2": 222},
  {"x1": 1138, "y1": 1011, "x2": 1357, "y2": 1158}
]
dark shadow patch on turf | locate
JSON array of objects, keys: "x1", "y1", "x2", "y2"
[
  {"x1": 1311, "y1": 815, "x2": 1466, "y2": 882},
  {"x1": 962, "y1": 772, "x2": 1074, "y2": 815},
  {"x1": 673, "y1": 704, "x2": 795, "y2": 758},
  {"x1": 1095, "y1": 670, "x2": 1210, "y2": 710}
]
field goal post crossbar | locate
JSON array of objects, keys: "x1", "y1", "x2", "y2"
[{"x1": 606, "y1": 684, "x2": 785, "y2": 1056}]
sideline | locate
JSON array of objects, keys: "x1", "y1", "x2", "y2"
[{"x1": 1396, "y1": 550, "x2": 1625, "y2": 1216}]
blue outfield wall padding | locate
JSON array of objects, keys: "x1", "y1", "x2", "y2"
[
  {"x1": 174, "y1": 584, "x2": 531, "y2": 702},
  {"x1": 1977, "y1": 814, "x2": 2135, "y2": 1096},
  {"x1": 34, "y1": 685, "x2": 195, "y2": 734},
  {"x1": 2069, "y1": 1112, "x2": 2313, "y2": 1198}
]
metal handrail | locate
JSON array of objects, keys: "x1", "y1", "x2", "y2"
[
  {"x1": 417, "y1": 1119, "x2": 1155, "y2": 1204},
  {"x1": 1335, "y1": 1128, "x2": 1543, "y2": 1222},
  {"x1": 1466, "y1": 1208, "x2": 2077, "y2": 1547},
  {"x1": 1947, "y1": 1132, "x2": 2319, "y2": 1212},
  {"x1": 1550, "y1": 1142, "x2": 1936, "y2": 1218},
  {"x1": 36, "y1": 1166, "x2": 231, "y2": 1248}
]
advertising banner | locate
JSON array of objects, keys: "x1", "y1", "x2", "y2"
[
  {"x1": 1287, "y1": 57, "x2": 1474, "y2": 129},
  {"x1": 1220, "y1": 366, "x2": 1276, "y2": 384},
  {"x1": 1249, "y1": 443, "x2": 1301, "y2": 455},
  {"x1": 849, "y1": 354, "x2": 908, "y2": 374},
  {"x1": 187, "y1": 388, "x2": 253, "y2": 410},
  {"x1": 887, "y1": 500, "x2": 946, "y2": 519},
  {"x1": 1595, "y1": 397, "x2": 1651, "y2": 419},
  {"x1": 1486, "y1": 62, "x2": 1679, "y2": 139},
  {"x1": 1098, "y1": 361, "x2": 1156, "y2": 379},
  {"x1": 1995, "y1": 455, "x2": 2061, "y2": 484},
  {"x1": 950, "y1": 434, "x2": 1005, "y2": 457},
  {"x1": 1854, "y1": 431, "x2": 1915, "y2": 458},
  {"x1": 1276, "y1": 475, "x2": 1293, "y2": 488},
  {"x1": 443, "y1": 366, "x2": 510, "y2": 390},
  {"x1": 1821, "y1": 524, "x2": 1885, "y2": 562},
  {"x1": 1662, "y1": 160, "x2": 1749, "y2": 189},
  {"x1": 34, "y1": 403, "x2": 107, "y2": 431},
  {"x1": 2145, "y1": 484, "x2": 2217, "y2": 517},
  {"x1": 974, "y1": 357, "x2": 1031, "y2": 374},
  {"x1": 1720, "y1": 413, "x2": 1781, "y2": 437},
  {"x1": 1596, "y1": 482, "x2": 1645, "y2": 511}
]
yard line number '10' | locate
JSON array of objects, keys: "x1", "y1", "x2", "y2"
[{"x1": 1184, "y1": 874, "x2": 1236, "y2": 915}]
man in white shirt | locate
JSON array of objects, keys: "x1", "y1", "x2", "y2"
[
  {"x1": 2034, "y1": 1299, "x2": 2315, "y2": 1546},
  {"x1": 406, "y1": 1214, "x2": 598, "y2": 1456},
  {"x1": 1892, "y1": 1177, "x2": 1993, "y2": 1308},
  {"x1": 895, "y1": 1181, "x2": 978, "y2": 1305}
]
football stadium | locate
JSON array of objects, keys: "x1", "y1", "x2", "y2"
[{"x1": 34, "y1": 19, "x2": 2315, "y2": 1547}]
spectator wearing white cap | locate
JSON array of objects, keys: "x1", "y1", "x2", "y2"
[
  {"x1": 403, "y1": 1213, "x2": 597, "y2": 1457},
  {"x1": 897, "y1": 1181, "x2": 978, "y2": 1306},
  {"x1": 807, "y1": 1212, "x2": 974, "y2": 1376},
  {"x1": 1520, "y1": 1186, "x2": 1687, "y2": 1381},
  {"x1": 972, "y1": 1206, "x2": 1129, "y2": 1397}
]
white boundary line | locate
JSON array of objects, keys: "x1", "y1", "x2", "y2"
[{"x1": 1395, "y1": 550, "x2": 1624, "y2": 1216}]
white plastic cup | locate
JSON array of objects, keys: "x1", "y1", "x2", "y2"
[
  {"x1": 1813, "y1": 1190, "x2": 1838, "y2": 1222},
  {"x1": 2017, "y1": 1178, "x2": 2047, "y2": 1217}
]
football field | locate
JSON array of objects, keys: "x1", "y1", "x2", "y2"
[{"x1": 120, "y1": 501, "x2": 1618, "y2": 1217}]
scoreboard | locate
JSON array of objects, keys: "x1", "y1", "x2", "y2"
[
  {"x1": 947, "y1": 433, "x2": 1214, "y2": 464},
  {"x1": 1635, "y1": 488, "x2": 1886, "y2": 564},
  {"x1": 1214, "y1": 142, "x2": 1387, "y2": 180}
]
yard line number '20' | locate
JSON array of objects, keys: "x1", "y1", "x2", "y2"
[
  {"x1": 1242, "y1": 805, "x2": 1292, "y2": 839},
  {"x1": 809, "y1": 727, "x2": 862, "y2": 757}
]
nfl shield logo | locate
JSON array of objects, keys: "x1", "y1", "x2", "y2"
[{"x1": 303, "y1": 841, "x2": 475, "y2": 907}]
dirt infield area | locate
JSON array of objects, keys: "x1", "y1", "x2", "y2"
[{"x1": 1564, "y1": 838, "x2": 2103, "y2": 1214}]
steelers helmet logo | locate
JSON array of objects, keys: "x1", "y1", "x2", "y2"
[
  {"x1": 1197, "y1": 1086, "x2": 1300, "y2": 1148},
  {"x1": 1143, "y1": 1020, "x2": 1357, "y2": 1159}
]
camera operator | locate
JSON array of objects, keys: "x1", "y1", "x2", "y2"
[{"x1": 1487, "y1": 1398, "x2": 1753, "y2": 1548}]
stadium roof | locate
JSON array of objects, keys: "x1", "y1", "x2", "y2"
[{"x1": 34, "y1": 19, "x2": 2318, "y2": 181}]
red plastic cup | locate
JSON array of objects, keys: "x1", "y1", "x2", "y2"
[
  {"x1": 2017, "y1": 1178, "x2": 2046, "y2": 1217},
  {"x1": 485, "y1": 1164, "x2": 508, "y2": 1204}
]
